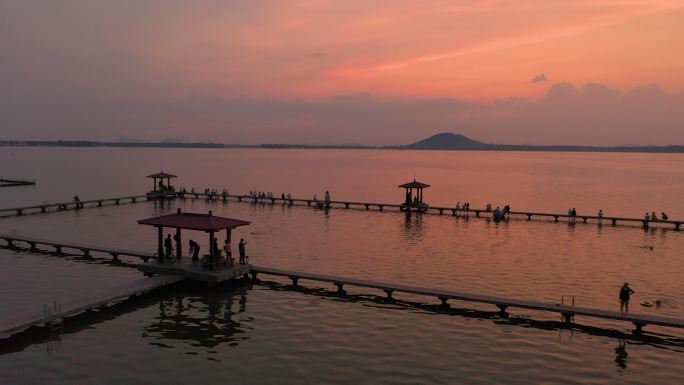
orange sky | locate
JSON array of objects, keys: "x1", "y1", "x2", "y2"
[
  {"x1": 2, "y1": 0, "x2": 684, "y2": 144},
  {"x1": 133, "y1": 0, "x2": 684, "y2": 101}
]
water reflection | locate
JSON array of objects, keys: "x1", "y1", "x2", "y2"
[
  {"x1": 615, "y1": 339, "x2": 628, "y2": 369},
  {"x1": 143, "y1": 282, "x2": 251, "y2": 349}
]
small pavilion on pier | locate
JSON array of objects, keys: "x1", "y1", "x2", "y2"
[
  {"x1": 147, "y1": 171, "x2": 177, "y2": 197},
  {"x1": 399, "y1": 179, "x2": 430, "y2": 213},
  {"x1": 137, "y1": 209, "x2": 251, "y2": 285}
]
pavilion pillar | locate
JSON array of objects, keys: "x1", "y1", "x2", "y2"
[
  {"x1": 226, "y1": 228, "x2": 232, "y2": 243},
  {"x1": 153, "y1": 178, "x2": 156, "y2": 192},
  {"x1": 176, "y1": 228, "x2": 182, "y2": 260},
  {"x1": 209, "y1": 230, "x2": 215, "y2": 257},
  {"x1": 157, "y1": 226, "x2": 164, "y2": 262}
]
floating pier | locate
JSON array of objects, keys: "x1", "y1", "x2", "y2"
[
  {"x1": 250, "y1": 266, "x2": 684, "y2": 333},
  {"x1": 0, "y1": 274, "x2": 183, "y2": 337},
  {"x1": 182, "y1": 192, "x2": 683, "y2": 231},
  {"x1": 0, "y1": 234, "x2": 153, "y2": 262},
  {"x1": 0, "y1": 177, "x2": 35, "y2": 187},
  {"x1": 0, "y1": 194, "x2": 154, "y2": 217}
]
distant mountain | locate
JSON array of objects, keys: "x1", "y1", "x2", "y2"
[
  {"x1": 405, "y1": 133, "x2": 487, "y2": 150},
  {"x1": 398, "y1": 133, "x2": 684, "y2": 153}
]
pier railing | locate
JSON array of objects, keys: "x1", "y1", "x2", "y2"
[
  {"x1": 181, "y1": 192, "x2": 682, "y2": 230},
  {"x1": 0, "y1": 194, "x2": 151, "y2": 217}
]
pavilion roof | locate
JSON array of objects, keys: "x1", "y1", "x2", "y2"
[
  {"x1": 147, "y1": 172, "x2": 177, "y2": 179},
  {"x1": 138, "y1": 211, "x2": 250, "y2": 231},
  {"x1": 398, "y1": 180, "x2": 430, "y2": 189}
]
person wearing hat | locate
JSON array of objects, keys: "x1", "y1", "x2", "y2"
[{"x1": 619, "y1": 282, "x2": 635, "y2": 313}]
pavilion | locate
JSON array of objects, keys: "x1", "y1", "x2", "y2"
[
  {"x1": 137, "y1": 209, "x2": 252, "y2": 285},
  {"x1": 399, "y1": 179, "x2": 430, "y2": 213},
  {"x1": 147, "y1": 171, "x2": 177, "y2": 196}
]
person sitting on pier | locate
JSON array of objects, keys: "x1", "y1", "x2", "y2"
[
  {"x1": 644, "y1": 212, "x2": 650, "y2": 222},
  {"x1": 661, "y1": 212, "x2": 669, "y2": 221},
  {"x1": 239, "y1": 238, "x2": 247, "y2": 264},
  {"x1": 73, "y1": 195, "x2": 80, "y2": 203},
  {"x1": 493, "y1": 206, "x2": 502, "y2": 221},
  {"x1": 455, "y1": 202, "x2": 461, "y2": 211},
  {"x1": 620, "y1": 282, "x2": 635, "y2": 313},
  {"x1": 503, "y1": 204, "x2": 511, "y2": 219},
  {"x1": 485, "y1": 203, "x2": 491, "y2": 211},
  {"x1": 164, "y1": 234, "x2": 173, "y2": 259},
  {"x1": 650, "y1": 212, "x2": 658, "y2": 221}
]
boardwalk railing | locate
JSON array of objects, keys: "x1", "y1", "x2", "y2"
[
  {"x1": 0, "y1": 234, "x2": 153, "y2": 262},
  {"x1": 250, "y1": 266, "x2": 684, "y2": 333},
  {"x1": 181, "y1": 192, "x2": 682, "y2": 230},
  {"x1": 0, "y1": 194, "x2": 151, "y2": 217}
]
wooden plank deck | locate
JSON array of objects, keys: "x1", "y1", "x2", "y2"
[
  {"x1": 250, "y1": 266, "x2": 684, "y2": 332},
  {"x1": 0, "y1": 274, "x2": 183, "y2": 337},
  {"x1": 0, "y1": 194, "x2": 153, "y2": 217},
  {"x1": 180, "y1": 192, "x2": 681, "y2": 230},
  {"x1": 0, "y1": 234, "x2": 154, "y2": 261}
]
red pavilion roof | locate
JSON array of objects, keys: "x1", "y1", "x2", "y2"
[
  {"x1": 138, "y1": 211, "x2": 250, "y2": 231},
  {"x1": 398, "y1": 180, "x2": 430, "y2": 189}
]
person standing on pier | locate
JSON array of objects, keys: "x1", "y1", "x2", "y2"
[
  {"x1": 662, "y1": 212, "x2": 669, "y2": 221},
  {"x1": 620, "y1": 282, "x2": 635, "y2": 313},
  {"x1": 598, "y1": 209, "x2": 604, "y2": 224},
  {"x1": 224, "y1": 239, "x2": 233, "y2": 265},
  {"x1": 239, "y1": 238, "x2": 247, "y2": 264},
  {"x1": 325, "y1": 190, "x2": 331, "y2": 204},
  {"x1": 164, "y1": 234, "x2": 173, "y2": 259},
  {"x1": 189, "y1": 240, "x2": 200, "y2": 261}
]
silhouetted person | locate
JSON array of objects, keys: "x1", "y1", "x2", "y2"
[
  {"x1": 164, "y1": 234, "x2": 173, "y2": 259},
  {"x1": 189, "y1": 240, "x2": 200, "y2": 261},
  {"x1": 661, "y1": 212, "x2": 669, "y2": 221},
  {"x1": 571, "y1": 208, "x2": 577, "y2": 223},
  {"x1": 598, "y1": 209, "x2": 603, "y2": 224},
  {"x1": 619, "y1": 282, "x2": 635, "y2": 313},
  {"x1": 325, "y1": 190, "x2": 331, "y2": 204},
  {"x1": 651, "y1": 212, "x2": 658, "y2": 221},
  {"x1": 503, "y1": 204, "x2": 510, "y2": 219},
  {"x1": 73, "y1": 195, "x2": 80, "y2": 202},
  {"x1": 158, "y1": 180, "x2": 164, "y2": 191},
  {"x1": 224, "y1": 239, "x2": 232, "y2": 263},
  {"x1": 239, "y1": 238, "x2": 247, "y2": 264}
]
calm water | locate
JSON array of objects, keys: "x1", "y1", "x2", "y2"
[{"x1": 1, "y1": 147, "x2": 684, "y2": 384}]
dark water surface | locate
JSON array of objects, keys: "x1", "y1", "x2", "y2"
[{"x1": 1, "y1": 148, "x2": 683, "y2": 384}]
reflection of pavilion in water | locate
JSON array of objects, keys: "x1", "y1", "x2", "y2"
[
  {"x1": 402, "y1": 211, "x2": 425, "y2": 241},
  {"x1": 143, "y1": 283, "x2": 251, "y2": 349}
]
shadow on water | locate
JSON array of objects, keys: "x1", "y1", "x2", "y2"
[
  {"x1": 257, "y1": 278, "x2": 684, "y2": 364},
  {"x1": 0, "y1": 279, "x2": 254, "y2": 356}
]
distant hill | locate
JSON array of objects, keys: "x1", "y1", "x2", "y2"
[
  {"x1": 398, "y1": 133, "x2": 684, "y2": 153},
  {"x1": 405, "y1": 133, "x2": 487, "y2": 150}
]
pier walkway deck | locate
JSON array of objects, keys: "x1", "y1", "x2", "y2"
[
  {"x1": 251, "y1": 266, "x2": 684, "y2": 332},
  {"x1": 0, "y1": 177, "x2": 35, "y2": 187},
  {"x1": 0, "y1": 194, "x2": 157, "y2": 217},
  {"x1": 0, "y1": 234, "x2": 153, "y2": 261},
  {"x1": 0, "y1": 274, "x2": 183, "y2": 337},
  {"x1": 183, "y1": 192, "x2": 682, "y2": 230}
]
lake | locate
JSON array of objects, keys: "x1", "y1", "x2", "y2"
[{"x1": 1, "y1": 147, "x2": 683, "y2": 384}]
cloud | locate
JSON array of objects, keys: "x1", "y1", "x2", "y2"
[{"x1": 531, "y1": 74, "x2": 548, "y2": 83}]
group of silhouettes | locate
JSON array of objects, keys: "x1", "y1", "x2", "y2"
[{"x1": 162, "y1": 234, "x2": 248, "y2": 269}]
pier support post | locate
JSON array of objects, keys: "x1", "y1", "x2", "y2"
[
  {"x1": 97, "y1": 201, "x2": 103, "y2": 207},
  {"x1": 451, "y1": 210, "x2": 456, "y2": 216},
  {"x1": 497, "y1": 304, "x2": 508, "y2": 315},
  {"x1": 16, "y1": 209, "x2": 23, "y2": 216},
  {"x1": 439, "y1": 297, "x2": 449, "y2": 308},
  {"x1": 384, "y1": 289, "x2": 394, "y2": 300},
  {"x1": 561, "y1": 312, "x2": 574, "y2": 323},
  {"x1": 554, "y1": 216, "x2": 559, "y2": 222},
  {"x1": 54, "y1": 245, "x2": 62, "y2": 255},
  {"x1": 7, "y1": 239, "x2": 16, "y2": 249},
  {"x1": 633, "y1": 322, "x2": 646, "y2": 333},
  {"x1": 131, "y1": 197, "x2": 137, "y2": 203},
  {"x1": 250, "y1": 272, "x2": 258, "y2": 281},
  {"x1": 344, "y1": 203, "x2": 350, "y2": 209},
  {"x1": 527, "y1": 214, "x2": 532, "y2": 220},
  {"x1": 643, "y1": 221, "x2": 649, "y2": 229},
  {"x1": 438, "y1": 209, "x2": 443, "y2": 215},
  {"x1": 289, "y1": 276, "x2": 299, "y2": 286},
  {"x1": 41, "y1": 206, "x2": 47, "y2": 213},
  {"x1": 335, "y1": 282, "x2": 346, "y2": 295},
  {"x1": 476, "y1": 211, "x2": 481, "y2": 218},
  {"x1": 365, "y1": 204, "x2": 370, "y2": 210},
  {"x1": 307, "y1": 201, "x2": 312, "y2": 206},
  {"x1": 81, "y1": 249, "x2": 92, "y2": 258},
  {"x1": 611, "y1": 219, "x2": 617, "y2": 225},
  {"x1": 237, "y1": 196, "x2": 242, "y2": 202},
  {"x1": 29, "y1": 242, "x2": 38, "y2": 252},
  {"x1": 676, "y1": 223, "x2": 681, "y2": 231},
  {"x1": 110, "y1": 253, "x2": 121, "y2": 263},
  {"x1": 114, "y1": 199, "x2": 120, "y2": 205},
  {"x1": 582, "y1": 217, "x2": 588, "y2": 223}
]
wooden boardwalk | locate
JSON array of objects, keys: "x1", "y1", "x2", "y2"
[
  {"x1": 251, "y1": 266, "x2": 684, "y2": 333},
  {"x1": 182, "y1": 192, "x2": 682, "y2": 230},
  {"x1": 0, "y1": 234, "x2": 153, "y2": 261},
  {"x1": 0, "y1": 274, "x2": 183, "y2": 337},
  {"x1": 0, "y1": 177, "x2": 35, "y2": 187},
  {"x1": 0, "y1": 194, "x2": 154, "y2": 217}
]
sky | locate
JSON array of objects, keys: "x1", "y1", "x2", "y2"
[{"x1": 1, "y1": 0, "x2": 683, "y2": 145}]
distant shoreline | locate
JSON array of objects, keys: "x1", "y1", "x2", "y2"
[{"x1": 1, "y1": 140, "x2": 683, "y2": 154}]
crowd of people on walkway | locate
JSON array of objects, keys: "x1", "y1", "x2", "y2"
[{"x1": 160, "y1": 233, "x2": 249, "y2": 271}]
